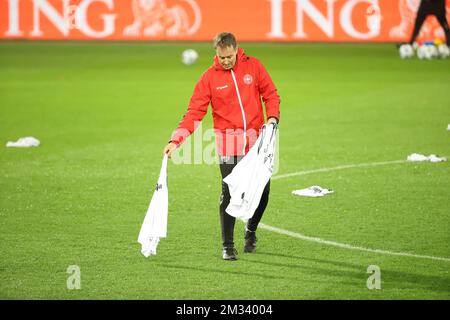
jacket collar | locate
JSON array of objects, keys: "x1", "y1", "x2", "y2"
[{"x1": 213, "y1": 47, "x2": 247, "y2": 71}]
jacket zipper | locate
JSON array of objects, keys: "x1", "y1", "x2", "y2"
[{"x1": 230, "y1": 69, "x2": 247, "y2": 155}]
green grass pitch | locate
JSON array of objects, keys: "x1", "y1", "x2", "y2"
[{"x1": 0, "y1": 41, "x2": 449, "y2": 299}]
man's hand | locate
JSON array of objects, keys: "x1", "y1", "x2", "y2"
[
  {"x1": 267, "y1": 117, "x2": 278, "y2": 125},
  {"x1": 163, "y1": 142, "x2": 177, "y2": 159}
]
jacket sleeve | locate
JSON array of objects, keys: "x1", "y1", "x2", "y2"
[
  {"x1": 170, "y1": 72, "x2": 211, "y2": 146},
  {"x1": 256, "y1": 59, "x2": 280, "y2": 122}
]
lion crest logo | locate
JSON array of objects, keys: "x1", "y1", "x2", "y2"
[{"x1": 123, "y1": 0, "x2": 201, "y2": 37}]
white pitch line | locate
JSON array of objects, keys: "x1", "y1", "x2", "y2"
[
  {"x1": 265, "y1": 158, "x2": 450, "y2": 263},
  {"x1": 272, "y1": 159, "x2": 408, "y2": 180},
  {"x1": 259, "y1": 223, "x2": 450, "y2": 262}
]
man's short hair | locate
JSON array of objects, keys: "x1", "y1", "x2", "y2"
[{"x1": 213, "y1": 32, "x2": 237, "y2": 49}]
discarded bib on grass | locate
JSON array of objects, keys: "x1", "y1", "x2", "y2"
[
  {"x1": 138, "y1": 154, "x2": 169, "y2": 257},
  {"x1": 407, "y1": 153, "x2": 447, "y2": 163},
  {"x1": 292, "y1": 186, "x2": 334, "y2": 198},
  {"x1": 6, "y1": 137, "x2": 40, "y2": 148}
]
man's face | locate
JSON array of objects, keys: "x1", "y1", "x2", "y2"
[{"x1": 216, "y1": 45, "x2": 238, "y2": 70}]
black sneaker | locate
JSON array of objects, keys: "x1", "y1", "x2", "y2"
[
  {"x1": 244, "y1": 230, "x2": 257, "y2": 253},
  {"x1": 222, "y1": 247, "x2": 238, "y2": 260}
]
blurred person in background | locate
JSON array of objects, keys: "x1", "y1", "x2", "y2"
[{"x1": 409, "y1": 0, "x2": 450, "y2": 45}]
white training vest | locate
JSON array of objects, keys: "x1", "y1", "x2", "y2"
[
  {"x1": 138, "y1": 154, "x2": 169, "y2": 257},
  {"x1": 223, "y1": 123, "x2": 277, "y2": 221}
]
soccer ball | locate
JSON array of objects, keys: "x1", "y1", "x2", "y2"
[
  {"x1": 399, "y1": 44, "x2": 414, "y2": 59},
  {"x1": 181, "y1": 49, "x2": 199, "y2": 65},
  {"x1": 438, "y1": 44, "x2": 450, "y2": 59},
  {"x1": 428, "y1": 45, "x2": 439, "y2": 58},
  {"x1": 417, "y1": 45, "x2": 433, "y2": 60}
]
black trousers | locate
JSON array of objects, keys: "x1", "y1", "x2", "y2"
[
  {"x1": 219, "y1": 156, "x2": 270, "y2": 248},
  {"x1": 409, "y1": 0, "x2": 450, "y2": 45}
]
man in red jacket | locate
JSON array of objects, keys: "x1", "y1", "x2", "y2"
[{"x1": 163, "y1": 32, "x2": 280, "y2": 260}]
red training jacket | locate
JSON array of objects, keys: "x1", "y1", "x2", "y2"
[{"x1": 170, "y1": 48, "x2": 280, "y2": 156}]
